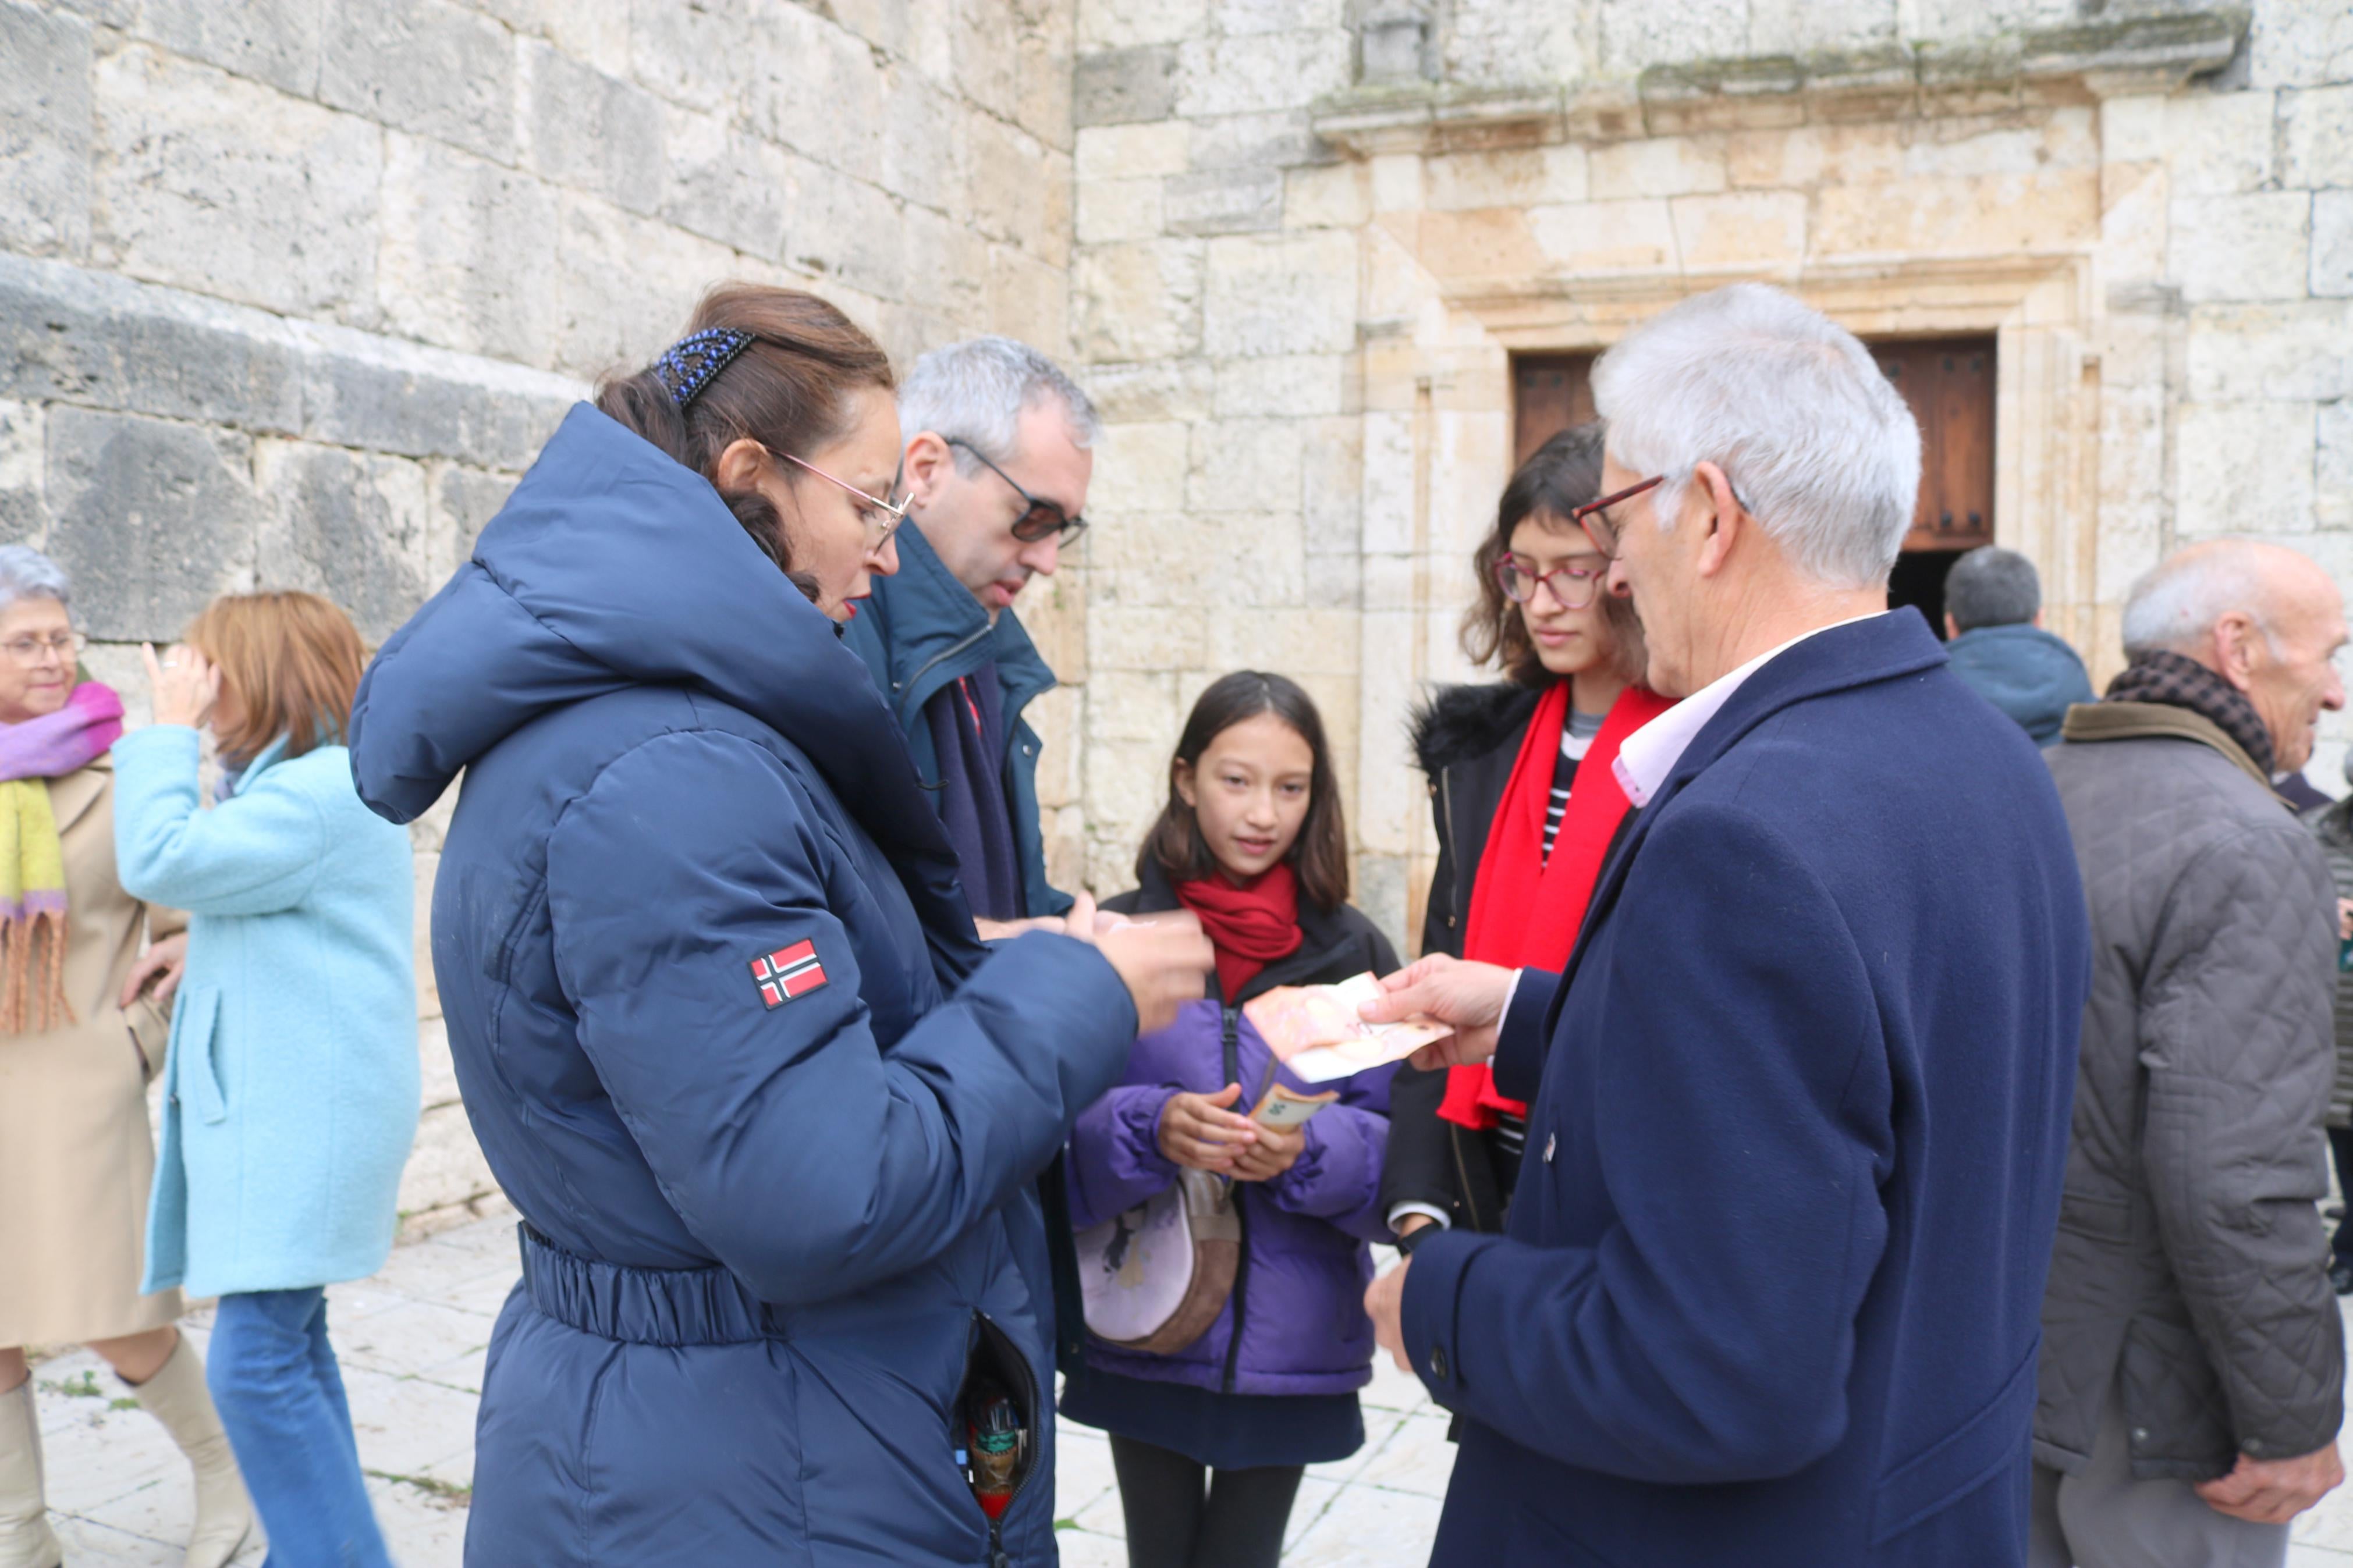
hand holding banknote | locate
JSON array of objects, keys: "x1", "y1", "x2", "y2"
[{"x1": 1357, "y1": 954, "x2": 1517, "y2": 1071}]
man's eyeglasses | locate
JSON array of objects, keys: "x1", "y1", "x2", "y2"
[
  {"x1": 0, "y1": 631, "x2": 86, "y2": 667},
  {"x1": 1571, "y1": 475, "x2": 1665, "y2": 560},
  {"x1": 779, "y1": 451, "x2": 907, "y2": 546},
  {"x1": 947, "y1": 438, "x2": 1089, "y2": 547},
  {"x1": 1494, "y1": 555, "x2": 1605, "y2": 610}
]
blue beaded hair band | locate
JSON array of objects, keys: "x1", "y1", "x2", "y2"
[{"x1": 653, "y1": 327, "x2": 754, "y2": 407}]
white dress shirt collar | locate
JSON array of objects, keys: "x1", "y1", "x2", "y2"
[{"x1": 1613, "y1": 613, "x2": 1890, "y2": 807}]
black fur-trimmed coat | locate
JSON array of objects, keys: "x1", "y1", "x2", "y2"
[{"x1": 1379, "y1": 681, "x2": 1545, "y2": 1238}]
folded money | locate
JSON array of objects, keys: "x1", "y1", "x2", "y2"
[{"x1": 1243, "y1": 972, "x2": 1453, "y2": 1083}]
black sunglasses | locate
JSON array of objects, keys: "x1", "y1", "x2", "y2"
[{"x1": 946, "y1": 438, "x2": 1089, "y2": 546}]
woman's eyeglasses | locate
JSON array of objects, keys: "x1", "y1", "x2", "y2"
[
  {"x1": 1494, "y1": 556, "x2": 1605, "y2": 610},
  {"x1": 0, "y1": 631, "x2": 86, "y2": 667},
  {"x1": 779, "y1": 451, "x2": 908, "y2": 546},
  {"x1": 946, "y1": 438, "x2": 1089, "y2": 547}
]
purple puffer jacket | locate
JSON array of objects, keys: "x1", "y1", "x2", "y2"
[{"x1": 1067, "y1": 880, "x2": 1400, "y2": 1397}]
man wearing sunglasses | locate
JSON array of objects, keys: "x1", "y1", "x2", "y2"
[
  {"x1": 1360, "y1": 284, "x2": 2092, "y2": 1567},
  {"x1": 844, "y1": 336, "x2": 1097, "y2": 946}
]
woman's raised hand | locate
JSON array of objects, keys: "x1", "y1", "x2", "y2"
[
  {"x1": 1064, "y1": 891, "x2": 1214, "y2": 1037},
  {"x1": 1157, "y1": 1081, "x2": 1257, "y2": 1172},
  {"x1": 141, "y1": 642, "x2": 219, "y2": 730}
]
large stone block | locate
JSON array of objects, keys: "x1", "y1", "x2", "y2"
[
  {"x1": 2175, "y1": 400, "x2": 2315, "y2": 533},
  {"x1": 658, "y1": 106, "x2": 792, "y2": 259},
  {"x1": 2169, "y1": 191, "x2": 2312, "y2": 302},
  {"x1": 2316, "y1": 191, "x2": 2353, "y2": 299},
  {"x1": 1087, "y1": 419, "x2": 1190, "y2": 513},
  {"x1": 1077, "y1": 121, "x2": 1191, "y2": 182},
  {"x1": 880, "y1": 77, "x2": 967, "y2": 211},
  {"x1": 2247, "y1": 0, "x2": 2353, "y2": 90},
  {"x1": 2153, "y1": 90, "x2": 2276, "y2": 197},
  {"x1": 627, "y1": 0, "x2": 754, "y2": 108},
  {"x1": 139, "y1": 0, "x2": 322, "y2": 97},
  {"x1": 428, "y1": 461, "x2": 517, "y2": 573},
  {"x1": 1725, "y1": 120, "x2": 1902, "y2": 190},
  {"x1": 1300, "y1": 413, "x2": 1361, "y2": 555},
  {"x1": 0, "y1": 400, "x2": 42, "y2": 543},
  {"x1": 0, "y1": 254, "x2": 304, "y2": 433},
  {"x1": 378, "y1": 133, "x2": 562, "y2": 364},
  {"x1": 1812, "y1": 170, "x2": 2099, "y2": 258},
  {"x1": 2184, "y1": 303, "x2": 2353, "y2": 402},
  {"x1": 1284, "y1": 162, "x2": 1368, "y2": 229},
  {"x1": 950, "y1": 0, "x2": 1025, "y2": 126},
  {"x1": 1163, "y1": 168, "x2": 1283, "y2": 236},
  {"x1": 320, "y1": 0, "x2": 515, "y2": 163},
  {"x1": 1188, "y1": 416, "x2": 1304, "y2": 511},
  {"x1": 484, "y1": 0, "x2": 633, "y2": 78},
  {"x1": 292, "y1": 316, "x2": 581, "y2": 471},
  {"x1": 1202, "y1": 230, "x2": 1357, "y2": 358},
  {"x1": 1078, "y1": 177, "x2": 1165, "y2": 244},
  {"x1": 746, "y1": 3, "x2": 886, "y2": 177},
  {"x1": 1424, "y1": 147, "x2": 1588, "y2": 212},
  {"x1": 1215, "y1": 354, "x2": 1344, "y2": 418},
  {"x1": 521, "y1": 40, "x2": 663, "y2": 217},
  {"x1": 554, "y1": 193, "x2": 759, "y2": 379},
  {"x1": 986, "y1": 242, "x2": 1071, "y2": 354},
  {"x1": 1207, "y1": 606, "x2": 1357, "y2": 675},
  {"x1": 254, "y1": 440, "x2": 433, "y2": 641},
  {"x1": 786, "y1": 158, "x2": 908, "y2": 306},
  {"x1": 1090, "y1": 606, "x2": 1205, "y2": 669},
  {"x1": 92, "y1": 46, "x2": 381, "y2": 318},
  {"x1": 1078, "y1": 0, "x2": 1208, "y2": 50},
  {"x1": 900, "y1": 203, "x2": 990, "y2": 321},
  {"x1": 1525, "y1": 199, "x2": 1676, "y2": 274},
  {"x1": 967, "y1": 112, "x2": 1060, "y2": 254},
  {"x1": 1745, "y1": 0, "x2": 1897, "y2": 56},
  {"x1": 1588, "y1": 136, "x2": 1726, "y2": 201},
  {"x1": 1174, "y1": 31, "x2": 1350, "y2": 119},
  {"x1": 1596, "y1": 0, "x2": 1745, "y2": 75},
  {"x1": 44, "y1": 407, "x2": 261, "y2": 641},
  {"x1": 1670, "y1": 190, "x2": 1806, "y2": 271},
  {"x1": 1073, "y1": 45, "x2": 1179, "y2": 127},
  {"x1": 1901, "y1": 107, "x2": 2096, "y2": 181},
  {"x1": 1186, "y1": 109, "x2": 1320, "y2": 172},
  {"x1": 0, "y1": 1, "x2": 91, "y2": 258},
  {"x1": 2282, "y1": 86, "x2": 2353, "y2": 191},
  {"x1": 2319, "y1": 399, "x2": 2351, "y2": 530},
  {"x1": 1079, "y1": 359, "x2": 1215, "y2": 423},
  {"x1": 1074, "y1": 239, "x2": 1205, "y2": 361}
]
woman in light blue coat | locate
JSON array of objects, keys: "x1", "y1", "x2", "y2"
[{"x1": 114, "y1": 590, "x2": 416, "y2": 1568}]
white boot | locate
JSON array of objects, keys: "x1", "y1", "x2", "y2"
[
  {"x1": 0, "y1": 1377, "x2": 62, "y2": 1568},
  {"x1": 128, "y1": 1338, "x2": 253, "y2": 1568}
]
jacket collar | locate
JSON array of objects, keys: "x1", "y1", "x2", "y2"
[
  {"x1": 1122, "y1": 856, "x2": 1367, "y2": 1004},
  {"x1": 227, "y1": 733, "x2": 295, "y2": 795},
  {"x1": 1561, "y1": 612, "x2": 1949, "y2": 991},
  {"x1": 2059, "y1": 700, "x2": 2276, "y2": 795},
  {"x1": 860, "y1": 520, "x2": 1055, "y2": 724}
]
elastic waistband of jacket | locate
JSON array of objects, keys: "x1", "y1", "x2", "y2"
[{"x1": 516, "y1": 1224, "x2": 773, "y2": 1346}]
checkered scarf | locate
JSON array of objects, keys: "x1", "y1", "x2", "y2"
[{"x1": 2103, "y1": 649, "x2": 2276, "y2": 777}]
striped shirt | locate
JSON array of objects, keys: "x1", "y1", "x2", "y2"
[{"x1": 1540, "y1": 707, "x2": 1609, "y2": 861}]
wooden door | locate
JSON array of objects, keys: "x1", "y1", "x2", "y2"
[{"x1": 1512, "y1": 354, "x2": 1596, "y2": 466}]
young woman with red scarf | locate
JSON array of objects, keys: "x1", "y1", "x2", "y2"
[
  {"x1": 1061, "y1": 672, "x2": 1399, "y2": 1568},
  {"x1": 1379, "y1": 423, "x2": 1668, "y2": 1245}
]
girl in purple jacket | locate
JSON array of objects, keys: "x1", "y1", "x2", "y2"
[{"x1": 1062, "y1": 671, "x2": 1399, "y2": 1568}]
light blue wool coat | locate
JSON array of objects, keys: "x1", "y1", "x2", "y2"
[{"x1": 115, "y1": 726, "x2": 418, "y2": 1300}]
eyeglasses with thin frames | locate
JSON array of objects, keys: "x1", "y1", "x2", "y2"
[
  {"x1": 1571, "y1": 474, "x2": 1665, "y2": 560},
  {"x1": 1494, "y1": 554, "x2": 1605, "y2": 610},
  {"x1": 779, "y1": 450, "x2": 908, "y2": 547},
  {"x1": 946, "y1": 438, "x2": 1090, "y2": 547},
  {"x1": 0, "y1": 631, "x2": 86, "y2": 667}
]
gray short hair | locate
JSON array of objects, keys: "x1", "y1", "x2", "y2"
[
  {"x1": 1591, "y1": 283, "x2": 1922, "y2": 589},
  {"x1": 0, "y1": 546, "x2": 72, "y2": 615},
  {"x1": 2120, "y1": 539, "x2": 2283, "y2": 659},
  {"x1": 897, "y1": 336, "x2": 1101, "y2": 474},
  {"x1": 1944, "y1": 547, "x2": 2041, "y2": 632}
]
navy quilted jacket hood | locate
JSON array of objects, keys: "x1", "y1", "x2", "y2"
[{"x1": 348, "y1": 404, "x2": 1136, "y2": 1566}]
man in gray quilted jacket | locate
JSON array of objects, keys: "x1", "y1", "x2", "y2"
[{"x1": 2034, "y1": 539, "x2": 2350, "y2": 1567}]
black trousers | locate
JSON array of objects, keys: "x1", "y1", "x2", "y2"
[
  {"x1": 1106, "y1": 1434, "x2": 1305, "y2": 1568},
  {"x1": 2330, "y1": 1125, "x2": 2353, "y2": 1264}
]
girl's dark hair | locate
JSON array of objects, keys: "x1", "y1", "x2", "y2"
[
  {"x1": 1140, "y1": 671, "x2": 1350, "y2": 909},
  {"x1": 595, "y1": 283, "x2": 894, "y2": 600},
  {"x1": 1461, "y1": 421, "x2": 1646, "y2": 688}
]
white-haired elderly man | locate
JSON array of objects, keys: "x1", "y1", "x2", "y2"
[
  {"x1": 1360, "y1": 283, "x2": 2092, "y2": 1566},
  {"x1": 839, "y1": 335, "x2": 1099, "y2": 1374},
  {"x1": 2033, "y1": 539, "x2": 2347, "y2": 1568}
]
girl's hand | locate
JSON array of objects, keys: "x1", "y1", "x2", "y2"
[
  {"x1": 141, "y1": 643, "x2": 219, "y2": 730},
  {"x1": 119, "y1": 931, "x2": 189, "y2": 1009},
  {"x1": 1229, "y1": 1118, "x2": 1304, "y2": 1182},
  {"x1": 1157, "y1": 1082, "x2": 1258, "y2": 1172}
]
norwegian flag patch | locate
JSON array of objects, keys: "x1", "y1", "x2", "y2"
[{"x1": 750, "y1": 940, "x2": 827, "y2": 1008}]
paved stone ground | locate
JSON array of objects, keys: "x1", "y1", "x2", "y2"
[{"x1": 26, "y1": 1199, "x2": 2353, "y2": 1566}]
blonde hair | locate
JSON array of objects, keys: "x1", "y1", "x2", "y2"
[{"x1": 186, "y1": 591, "x2": 368, "y2": 766}]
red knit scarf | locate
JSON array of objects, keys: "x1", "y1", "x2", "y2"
[
  {"x1": 1438, "y1": 681, "x2": 1673, "y2": 1130},
  {"x1": 1173, "y1": 861, "x2": 1303, "y2": 1000}
]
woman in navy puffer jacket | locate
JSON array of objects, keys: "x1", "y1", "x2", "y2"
[
  {"x1": 1063, "y1": 673, "x2": 1397, "y2": 1568},
  {"x1": 347, "y1": 285, "x2": 1206, "y2": 1567}
]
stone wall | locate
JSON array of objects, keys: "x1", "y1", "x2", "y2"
[
  {"x1": 1, "y1": 0, "x2": 1082, "y2": 1219},
  {"x1": 1066, "y1": 0, "x2": 2352, "y2": 948}
]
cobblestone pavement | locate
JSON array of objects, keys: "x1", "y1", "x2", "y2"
[{"x1": 27, "y1": 1200, "x2": 2353, "y2": 1566}]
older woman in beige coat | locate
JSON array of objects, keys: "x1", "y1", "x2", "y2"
[{"x1": 0, "y1": 547, "x2": 250, "y2": 1568}]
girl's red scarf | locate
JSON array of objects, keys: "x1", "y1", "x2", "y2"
[
  {"x1": 1438, "y1": 681, "x2": 1673, "y2": 1130},
  {"x1": 1173, "y1": 861, "x2": 1303, "y2": 1000}
]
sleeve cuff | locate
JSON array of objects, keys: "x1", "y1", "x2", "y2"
[
  {"x1": 1399, "y1": 1225, "x2": 1494, "y2": 1407},
  {"x1": 1492, "y1": 967, "x2": 1559, "y2": 1103},
  {"x1": 1387, "y1": 1202, "x2": 1451, "y2": 1235}
]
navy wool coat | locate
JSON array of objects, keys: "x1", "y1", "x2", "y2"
[
  {"x1": 1400, "y1": 613, "x2": 2090, "y2": 1567},
  {"x1": 349, "y1": 404, "x2": 1138, "y2": 1566}
]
